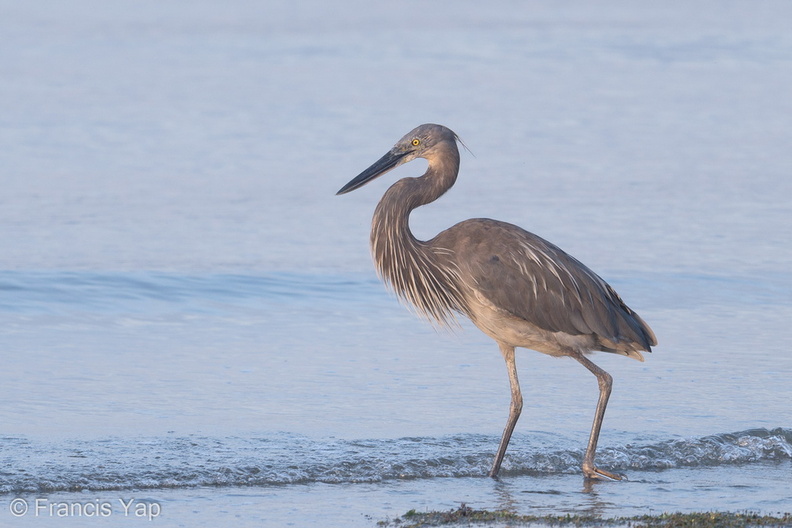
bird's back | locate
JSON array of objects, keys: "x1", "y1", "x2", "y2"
[{"x1": 430, "y1": 218, "x2": 656, "y2": 359}]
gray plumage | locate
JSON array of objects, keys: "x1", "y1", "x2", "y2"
[{"x1": 337, "y1": 123, "x2": 656, "y2": 480}]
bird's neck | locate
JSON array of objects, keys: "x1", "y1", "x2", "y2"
[
  {"x1": 414, "y1": 143, "x2": 460, "y2": 207},
  {"x1": 371, "y1": 142, "x2": 459, "y2": 249},
  {"x1": 380, "y1": 142, "x2": 460, "y2": 214},
  {"x1": 368, "y1": 143, "x2": 465, "y2": 326}
]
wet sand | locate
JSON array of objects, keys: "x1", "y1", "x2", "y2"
[{"x1": 381, "y1": 507, "x2": 792, "y2": 528}]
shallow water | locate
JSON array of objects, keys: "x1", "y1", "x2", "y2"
[{"x1": 2, "y1": 1, "x2": 791, "y2": 526}]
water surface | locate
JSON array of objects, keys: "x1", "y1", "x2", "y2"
[{"x1": 1, "y1": 1, "x2": 791, "y2": 526}]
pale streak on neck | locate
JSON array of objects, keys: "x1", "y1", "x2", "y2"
[{"x1": 369, "y1": 140, "x2": 467, "y2": 327}]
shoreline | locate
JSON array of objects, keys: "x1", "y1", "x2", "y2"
[{"x1": 380, "y1": 506, "x2": 792, "y2": 527}]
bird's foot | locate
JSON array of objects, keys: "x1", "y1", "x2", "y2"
[{"x1": 582, "y1": 465, "x2": 625, "y2": 481}]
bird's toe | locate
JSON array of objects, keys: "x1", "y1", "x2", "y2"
[{"x1": 582, "y1": 465, "x2": 624, "y2": 481}]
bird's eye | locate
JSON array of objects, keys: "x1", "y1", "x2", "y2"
[{"x1": 411, "y1": 138, "x2": 420, "y2": 146}]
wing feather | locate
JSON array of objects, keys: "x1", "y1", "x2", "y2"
[{"x1": 433, "y1": 219, "x2": 655, "y2": 351}]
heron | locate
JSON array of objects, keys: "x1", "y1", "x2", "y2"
[{"x1": 336, "y1": 123, "x2": 656, "y2": 480}]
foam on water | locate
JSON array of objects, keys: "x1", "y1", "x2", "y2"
[{"x1": 2, "y1": 428, "x2": 789, "y2": 494}]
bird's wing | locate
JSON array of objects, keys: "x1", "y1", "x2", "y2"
[{"x1": 442, "y1": 219, "x2": 653, "y2": 348}]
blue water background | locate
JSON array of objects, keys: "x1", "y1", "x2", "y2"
[{"x1": 1, "y1": 1, "x2": 791, "y2": 526}]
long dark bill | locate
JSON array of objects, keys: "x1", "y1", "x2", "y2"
[{"x1": 336, "y1": 150, "x2": 408, "y2": 195}]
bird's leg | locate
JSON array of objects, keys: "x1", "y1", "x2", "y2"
[
  {"x1": 573, "y1": 353, "x2": 623, "y2": 481},
  {"x1": 489, "y1": 343, "x2": 522, "y2": 478}
]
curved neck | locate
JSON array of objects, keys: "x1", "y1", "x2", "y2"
[
  {"x1": 373, "y1": 141, "x2": 460, "y2": 237},
  {"x1": 368, "y1": 142, "x2": 465, "y2": 326},
  {"x1": 409, "y1": 141, "x2": 460, "y2": 209}
]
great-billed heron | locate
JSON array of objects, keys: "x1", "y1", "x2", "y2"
[{"x1": 337, "y1": 123, "x2": 656, "y2": 480}]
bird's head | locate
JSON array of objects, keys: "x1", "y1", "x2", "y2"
[{"x1": 336, "y1": 123, "x2": 460, "y2": 195}]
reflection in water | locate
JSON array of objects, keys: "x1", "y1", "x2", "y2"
[
  {"x1": 489, "y1": 474, "x2": 617, "y2": 518},
  {"x1": 580, "y1": 478, "x2": 613, "y2": 517},
  {"x1": 492, "y1": 479, "x2": 519, "y2": 514}
]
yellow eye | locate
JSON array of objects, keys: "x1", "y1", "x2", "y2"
[{"x1": 411, "y1": 138, "x2": 420, "y2": 146}]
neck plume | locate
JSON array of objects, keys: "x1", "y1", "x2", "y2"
[{"x1": 369, "y1": 143, "x2": 468, "y2": 327}]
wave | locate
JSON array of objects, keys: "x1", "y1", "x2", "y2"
[
  {"x1": 3, "y1": 270, "x2": 791, "y2": 316},
  {"x1": 0, "y1": 270, "x2": 383, "y2": 315},
  {"x1": 1, "y1": 428, "x2": 789, "y2": 494}
]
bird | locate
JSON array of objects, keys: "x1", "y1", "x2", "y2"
[{"x1": 336, "y1": 123, "x2": 656, "y2": 480}]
